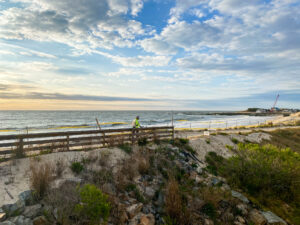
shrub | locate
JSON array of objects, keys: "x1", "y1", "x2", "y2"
[
  {"x1": 118, "y1": 143, "x2": 132, "y2": 154},
  {"x1": 71, "y1": 161, "x2": 84, "y2": 174},
  {"x1": 223, "y1": 143, "x2": 300, "y2": 203},
  {"x1": 205, "y1": 139, "x2": 210, "y2": 144},
  {"x1": 138, "y1": 137, "x2": 148, "y2": 146},
  {"x1": 55, "y1": 158, "x2": 66, "y2": 177},
  {"x1": 125, "y1": 183, "x2": 145, "y2": 203},
  {"x1": 225, "y1": 145, "x2": 234, "y2": 151},
  {"x1": 75, "y1": 184, "x2": 111, "y2": 224},
  {"x1": 138, "y1": 156, "x2": 150, "y2": 175},
  {"x1": 231, "y1": 138, "x2": 239, "y2": 144},
  {"x1": 165, "y1": 179, "x2": 182, "y2": 224},
  {"x1": 30, "y1": 162, "x2": 54, "y2": 199},
  {"x1": 205, "y1": 152, "x2": 224, "y2": 176},
  {"x1": 201, "y1": 202, "x2": 216, "y2": 219},
  {"x1": 207, "y1": 143, "x2": 300, "y2": 224}
]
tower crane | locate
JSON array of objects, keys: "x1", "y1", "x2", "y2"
[{"x1": 271, "y1": 94, "x2": 280, "y2": 112}]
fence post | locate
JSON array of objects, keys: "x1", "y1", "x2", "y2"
[
  {"x1": 172, "y1": 126, "x2": 175, "y2": 141},
  {"x1": 67, "y1": 135, "x2": 70, "y2": 151},
  {"x1": 19, "y1": 138, "x2": 23, "y2": 153},
  {"x1": 132, "y1": 128, "x2": 134, "y2": 144}
]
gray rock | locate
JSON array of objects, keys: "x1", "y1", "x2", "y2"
[
  {"x1": 9, "y1": 215, "x2": 32, "y2": 225},
  {"x1": 170, "y1": 147, "x2": 179, "y2": 152},
  {"x1": 144, "y1": 187, "x2": 155, "y2": 199},
  {"x1": 23, "y1": 204, "x2": 42, "y2": 219},
  {"x1": 231, "y1": 190, "x2": 249, "y2": 204},
  {"x1": 261, "y1": 211, "x2": 287, "y2": 225},
  {"x1": 2, "y1": 199, "x2": 25, "y2": 217},
  {"x1": 196, "y1": 167, "x2": 203, "y2": 174},
  {"x1": 18, "y1": 190, "x2": 34, "y2": 206},
  {"x1": 0, "y1": 221, "x2": 15, "y2": 225},
  {"x1": 211, "y1": 177, "x2": 221, "y2": 186}
]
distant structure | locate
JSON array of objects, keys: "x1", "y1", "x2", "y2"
[{"x1": 270, "y1": 94, "x2": 280, "y2": 112}]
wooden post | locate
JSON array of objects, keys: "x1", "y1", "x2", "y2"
[
  {"x1": 171, "y1": 111, "x2": 175, "y2": 141},
  {"x1": 67, "y1": 135, "x2": 70, "y2": 151},
  {"x1": 96, "y1": 118, "x2": 106, "y2": 146}
]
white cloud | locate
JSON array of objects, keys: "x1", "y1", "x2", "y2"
[{"x1": 131, "y1": 0, "x2": 144, "y2": 16}]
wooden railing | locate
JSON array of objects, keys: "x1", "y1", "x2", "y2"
[{"x1": 0, "y1": 126, "x2": 174, "y2": 158}]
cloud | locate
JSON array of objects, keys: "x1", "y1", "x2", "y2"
[
  {"x1": 0, "y1": 0, "x2": 147, "y2": 52},
  {"x1": 0, "y1": 91, "x2": 156, "y2": 101}
]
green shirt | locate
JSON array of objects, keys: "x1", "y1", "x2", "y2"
[{"x1": 135, "y1": 119, "x2": 140, "y2": 128}]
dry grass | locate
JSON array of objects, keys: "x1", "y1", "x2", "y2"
[
  {"x1": 137, "y1": 153, "x2": 150, "y2": 175},
  {"x1": 30, "y1": 161, "x2": 54, "y2": 199},
  {"x1": 55, "y1": 158, "x2": 66, "y2": 178},
  {"x1": 164, "y1": 178, "x2": 191, "y2": 225},
  {"x1": 99, "y1": 151, "x2": 111, "y2": 168}
]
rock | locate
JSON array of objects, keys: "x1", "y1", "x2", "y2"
[
  {"x1": 261, "y1": 211, "x2": 287, "y2": 225},
  {"x1": 211, "y1": 177, "x2": 221, "y2": 186},
  {"x1": 126, "y1": 203, "x2": 143, "y2": 219},
  {"x1": 2, "y1": 199, "x2": 25, "y2": 217},
  {"x1": 236, "y1": 204, "x2": 248, "y2": 216},
  {"x1": 236, "y1": 216, "x2": 246, "y2": 224},
  {"x1": 249, "y1": 209, "x2": 267, "y2": 225},
  {"x1": 32, "y1": 216, "x2": 47, "y2": 225},
  {"x1": 170, "y1": 147, "x2": 179, "y2": 152},
  {"x1": 9, "y1": 215, "x2": 32, "y2": 225},
  {"x1": 102, "y1": 183, "x2": 116, "y2": 195},
  {"x1": 231, "y1": 190, "x2": 249, "y2": 204},
  {"x1": 196, "y1": 167, "x2": 203, "y2": 174},
  {"x1": 195, "y1": 176, "x2": 204, "y2": 184},
  {"x1": 0, "y1": 222, "x2": 15, "y2": 225},
  {"x1": 18, "y1": 190, "x2": 34, "y2": 206},
  {"x1": 144, "y1": 187, "x2": 155, "y2": 199},
  {"x1": 23, "y1": 204, "x2": 42, "y2": 219},
  {"x1": 204, "y1": 218, "x2": 214, "y2": 225},
  {"x1": 139, "y1": 214, "x2": 155, "y2": 225}
]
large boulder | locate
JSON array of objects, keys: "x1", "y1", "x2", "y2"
[
  {"x1": 261, "y1": 211, "x2": 287, "y2": 225},
  {"x1": 249, "y1": 209, "x2": 267, "y2": 225}
]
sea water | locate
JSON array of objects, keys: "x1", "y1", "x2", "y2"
[{"x1": 0, "y1": 111, "x2": 276, "y2": 135}]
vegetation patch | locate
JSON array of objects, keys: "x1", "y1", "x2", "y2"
[
  {"x1": 71, "y1": 161, "x2": 84, "y2": 174},
  {"x1": 75, "y1": 184, "x2": 111, "y2": 224},
  {"x1": 118, "y1": 143, "x2": 132, "y2": 154},
  {"x1": 205, "y1": 143, "x2": 300, "y2": 224}
]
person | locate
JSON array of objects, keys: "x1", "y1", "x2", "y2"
[{"x1": 132, "y1": 116, "x2": 141, "y2": 128}]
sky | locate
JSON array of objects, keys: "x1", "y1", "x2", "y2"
[{"x1": 0, "y1": 0, "x2": 299, "y2": 110}]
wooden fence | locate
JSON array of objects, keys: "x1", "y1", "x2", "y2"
[{"x1": 0, "y1": 126, "x2": 174, "y2": 159}]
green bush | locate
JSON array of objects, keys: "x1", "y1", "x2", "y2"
[
  {"x1": 71, "y1": 161, "x2": 84, "y2": 174},
  {"x1": 75, "y1": 184, "x2": 111, "y2": 224},
  {"x1": 201, "y1": 202, "x2": 216, "y2": 219},
  {"x1": 205, "y1": 143, "x2": 300, "y2": 224},
  {"x1": 205, "y1": 139, "x2": 210, "y2": 144},
  {"x1": 231, "y1": 138, "x2": 239, "y2": 144},
  {"x1": 118, "y1": 143, "x2": 132, "y2": 154},
  {"x1": 138, "y1": 137, "x2": 148, "y2": 146},
  {"x1": 223, "y1": 143, "x2": 300, "y2": 202}
]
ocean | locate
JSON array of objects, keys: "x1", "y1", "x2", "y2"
[{"x1": 0, "y1": 111, "x2": 276, "y2": 135}]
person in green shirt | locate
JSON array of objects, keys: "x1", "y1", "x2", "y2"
[{"x1": 132, "y1": 116, "x2": 141, "y2": 128}]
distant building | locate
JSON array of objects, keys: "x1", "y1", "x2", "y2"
[{"x1": 256, "y1": 109, "x2": 266, "y2": 113}]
